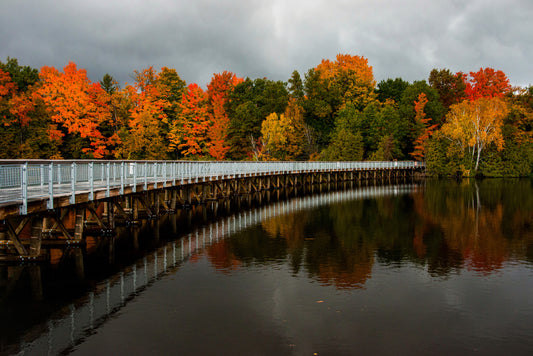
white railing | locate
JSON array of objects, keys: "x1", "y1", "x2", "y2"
[{"x1": 0, "y1": 160, "x2": 423, "y2": 215}]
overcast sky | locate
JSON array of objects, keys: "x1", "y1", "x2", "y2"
[{"x1": 1, "y1": 0, "x2": 532, "y2": 88}]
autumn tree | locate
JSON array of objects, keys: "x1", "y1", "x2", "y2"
[
  {"x1": 206, "y1": 71, "x2": 243, "y2": 160},
  {"x1": 115, "y1": 66, "x2": 168, "y2": 159},
  {"x1": 397, "y1": 80, "x2": 445, "y2": 156},
  {"x1": 440, "y1": 97, "x2": 510, "y2": 172},
  {"x1": 463, "y1": 67, "x2": 511, "y2": 101},
  {"x1": 479, "y1": 87, "x2": 533, "y2": 176},
  {"x1": 260, "y1": 99, "x2": 307, "y2": 160},
  {"x1": 36, "y1": 62, "x2": 118, "y2": 158},
  {"x1": 0, "y1": 58, "x2": 60, "y2": 158},
  {"x1": 304, "y1": 54, "x2": 377, "y2": 149},
  {"x1": 168, "y1": 83, "x2": 211, "y2": 158},
  {"x1": 0, "y1": 68, "x2": 17, "y2": 118},
  {"x1": 410, "y1": 93, "x2": 438, "y2": 161},
  {"x1": 315, "y1": 54, "x2": 376, "y2": 108},
  {"x1": 426, "y1": 69, "x2": 518, "y2": 176}
]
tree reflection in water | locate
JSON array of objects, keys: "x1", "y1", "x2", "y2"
[
  {"x1": 3, "y1": 180, "x2": 533, "y2": 355},
  {"x1": 204, "y1": 179, "x2": 533, "y2": 289}
]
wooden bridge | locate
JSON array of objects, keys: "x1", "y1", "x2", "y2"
[{"x1": 0, "y1": 160, "x2": 423, "y2": 261}]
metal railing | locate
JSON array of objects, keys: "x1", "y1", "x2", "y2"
[{"x1": 0, "y1": 160, "x2": 423, "y2": 215}]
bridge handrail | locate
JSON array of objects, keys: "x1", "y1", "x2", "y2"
[{"x1": 0, "y1": 160, "x2": 424, "y2": 214}]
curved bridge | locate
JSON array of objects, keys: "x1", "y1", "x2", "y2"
[{"x1": 0, "y1": 160, "x2": 423, "y2": 260}]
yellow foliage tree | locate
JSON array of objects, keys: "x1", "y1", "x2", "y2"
[
  {"x1": 260, "y1": 99, "x2": 306, "y2": 160},
  {"x1": 440, "y1": 97, "x2": 509, "y2": 171}
]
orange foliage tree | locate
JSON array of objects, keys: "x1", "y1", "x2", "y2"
[
  {"x1": 35, "y1": 62, "x2": 118, "y2": 158},
  {"x1": 169, "y1": 83, "x2": 211, "y2": 158},
  {"x1": 0, "y1": 68, "x2": 16, "y2": 98},
  {"x1": 410, "y1": 93, "x2": 438, "y2": 161},
  {"x1": 206, "y1": 71, "x2": 243, "y2": 160},
  {"x1": 116, "y1": 66, "x2": 169, "y2": 160},
  {"x1": 315, "y1": 53, "x2": 376, "y2": 108}
]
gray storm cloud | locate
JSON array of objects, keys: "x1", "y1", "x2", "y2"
[{"x1": 1, "y1": 0, "x2": 531, "y2": 87}]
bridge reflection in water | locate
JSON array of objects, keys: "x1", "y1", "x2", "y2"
[{"x1": 0, "y1": 183, "x2": 418, "y2": 355}]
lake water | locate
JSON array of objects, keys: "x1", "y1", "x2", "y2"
[{"x1": 2, "y1": 179, "x2": 533, "y2": 355}]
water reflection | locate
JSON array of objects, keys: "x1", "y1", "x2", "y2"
[
  {"x1": 208, "y1": 179, "x2": 533, "y2": 288},
  {"x1": 2, "y1": 179, "x2": 533, "y2": 354}
]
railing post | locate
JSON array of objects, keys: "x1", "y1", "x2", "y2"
[
  {"x1": 40, "y1": 164, "x2": 44, "y2": 187},
  {"x1": 106, "y1": 162, "x2": 110, "y2": 198},
  {"x1": 20, "y1": 163, "x2": 28, "y2": 215},
  {"x1": 57, "y1": 163, "x2": 62, "y2": 185},
  {"x1": 153, "y1": 162, "x2": 158, "y2": 189},
  {"x1": 144, "y1": 162, "x2": 148, "y2": 191},
  {"x1": 120, "y1": 162, "x2": 125, "y2": 195},
  {"x1": 163, "y1": 162, "x2": 167, "y2": 187},
  {"x1": 47, "y1": 162, "x2": 54, "y2": 209},
  {"x1": 132, "y1": 162, "x2": 137, "y2": 193},
  {"x1": 70, "y1": 162, "x2": 77, "y2": 204},
  {"x1": 172, "y1": 162, "x2": 176, "y2": 186},
  {"x1": 88, "y1": 162, "x2": 94, "y2": 200}
]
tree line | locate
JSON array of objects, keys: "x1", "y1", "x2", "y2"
[{"x1": 1, "y1": 54, "x2": 532, "y2": 176}]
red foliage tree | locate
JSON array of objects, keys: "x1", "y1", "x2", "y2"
[{"x1": 463, "y1": 67, "x2": 511, "y2": 101}]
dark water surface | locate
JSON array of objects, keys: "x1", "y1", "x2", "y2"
[{"x1": 2, "y1": 180, "x2": 533, "y2": 355}]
